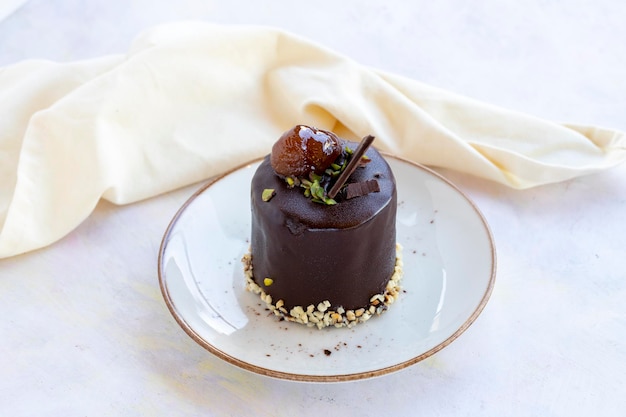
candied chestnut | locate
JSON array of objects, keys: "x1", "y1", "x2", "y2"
[{"x1": 271, "y1": 125, "x2": 343, "y2": 177}]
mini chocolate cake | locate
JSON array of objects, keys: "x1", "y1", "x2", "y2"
[{"x1": 243, "y1": 125, "x2": 402, "y2": 328}]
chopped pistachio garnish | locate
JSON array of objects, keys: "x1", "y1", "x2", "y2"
[
  {"x1": 262, "y1": 188, "x2": 276, "y2": 202},
  {"x1": 263, "y1": 277, "x2": 274, "y2": 286},
  {"x1": 278, "y1": 145, "x2": 355, "y2": 205},
  {"x1": 310, "y1": 180, "x2": 323, "y2": 199}
]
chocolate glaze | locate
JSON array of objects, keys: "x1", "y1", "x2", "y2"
[{"x1": 250, "y1": 143, "x2": 397, "y2": 311}]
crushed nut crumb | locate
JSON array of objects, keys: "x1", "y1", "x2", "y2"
[{"x1": 242, "y1": 244, "x2": 403, "y2": 329}]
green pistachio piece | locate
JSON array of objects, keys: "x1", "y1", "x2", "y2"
[
  {"x1": 310, "y1": 181, "x2": 323, "y2": 199},
  {"x1": 262, "y1": 188, "x2": 276, "y2": 202}
]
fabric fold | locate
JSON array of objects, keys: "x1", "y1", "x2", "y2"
[{"x1": 0, "y1": 21, "x2": 624, "y2": 258}]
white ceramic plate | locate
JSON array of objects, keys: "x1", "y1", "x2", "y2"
[{"x1": 158, "y1": 156, "x2": 496, "y2": 382}]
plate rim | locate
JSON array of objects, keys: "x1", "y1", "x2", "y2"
[{"x1": 157, "y1": 154, "x2": 497, "y2": 382}]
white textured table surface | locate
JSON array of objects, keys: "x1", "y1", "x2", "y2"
[{"x1": 1, "y1": 1, "x2": 625, "y2": 416}]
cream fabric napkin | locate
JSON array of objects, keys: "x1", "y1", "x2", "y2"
[{"x1": 1, "y1": 21, "x2": 625, "y2": 258}]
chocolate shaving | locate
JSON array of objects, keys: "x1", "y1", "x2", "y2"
[
  {"x1": 345, "y1": 179, "x2": 380, "y2": 199},
  {"x1": 328, "y1": 135, "x2": 375, "y2": 199}
]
